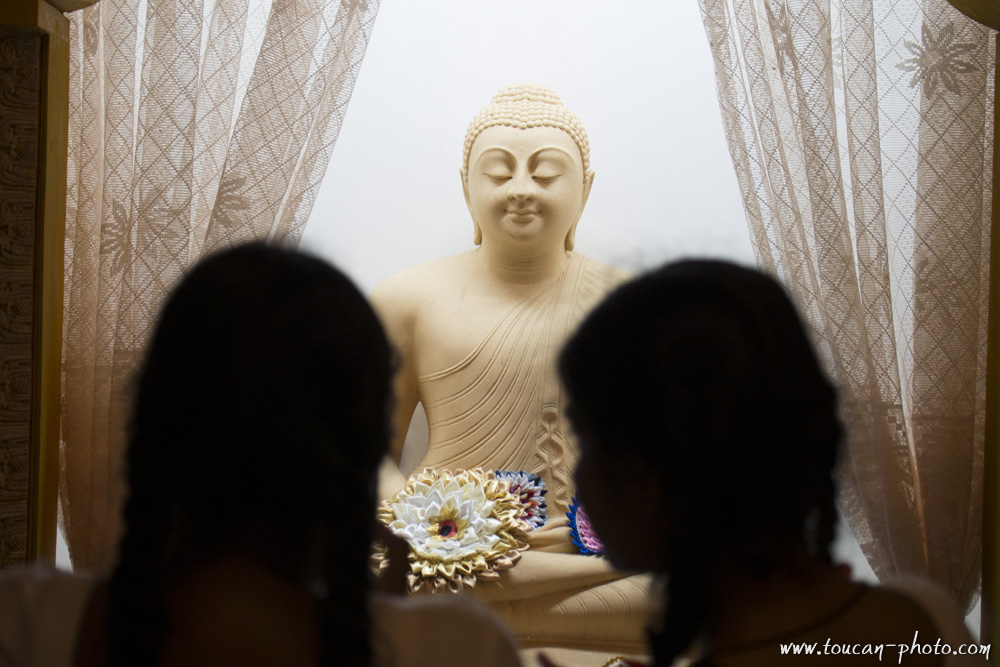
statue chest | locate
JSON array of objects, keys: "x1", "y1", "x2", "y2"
[{"x1": 411, "y1": 292, "x2": 571, "y2": 387}]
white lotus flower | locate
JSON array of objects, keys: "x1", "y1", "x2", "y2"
[{"x1": 376, "y1": 468, "x2": 529, "y2": 593}]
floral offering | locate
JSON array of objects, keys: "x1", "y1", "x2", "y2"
[
  {"x1": 567, "y1": 497, "x2": 605, "y2": 555},
  {"x1": 376, "y1": 468, "x2": 530, "y2": 593},
  {"x1": 494, "y1": 470, "x2": 548, "y2": 530}
]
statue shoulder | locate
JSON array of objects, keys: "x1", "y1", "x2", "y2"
[
  {"x1": 578, "y1": 254, "x2": 632, "y2": 293},
  {"x1": 369, "y1": 253, "x2": 475, "y2": 322}
]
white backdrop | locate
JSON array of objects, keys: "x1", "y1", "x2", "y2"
[{"x1": 299, "y1": 0, "x2": 754, "y2": 293}]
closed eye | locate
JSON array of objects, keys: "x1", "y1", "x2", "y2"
[{"x1": 533, "y1": 174, "x2": 560, "y2": 183}]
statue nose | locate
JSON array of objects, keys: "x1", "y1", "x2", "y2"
[{"x1": 507, "y1": 173, "x2": 536, "y2": 201}]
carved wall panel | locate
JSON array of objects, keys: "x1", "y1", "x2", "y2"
[{"x1": 0, "y1": 28, "x2": 42, "y2": 567}]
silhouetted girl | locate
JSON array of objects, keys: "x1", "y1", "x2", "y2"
[
  {"x1": 1, "y1": 243, "x2": 519, "y2": 667},
  {"x1": 559, "y1": 260, "x2": 969, "y2": 666}
]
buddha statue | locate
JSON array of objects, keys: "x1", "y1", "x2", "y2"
[{"x1": 371, "y1": 84, "x2": 653, "y2": 661}]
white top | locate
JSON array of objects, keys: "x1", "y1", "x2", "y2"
[
  {"x1": 882, "y1": 576, "x2": 981, "y2": 667},
  {"x1": 0, "y1": 565, "x2": 96, "y2": 666},
  {"x1": 0, "y1": 566, "x2": 522, "y2": 667}
]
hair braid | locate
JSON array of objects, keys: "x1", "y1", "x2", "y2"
[
  {"x1": 320, "y1": 465, "x2": 375, "y2": 666},
  {"x1": 107, "y1": 445, "x2": 173, "y2": 666},
  {"x1": 651, "y1": 565, "x2": 709, "y2": 667}
]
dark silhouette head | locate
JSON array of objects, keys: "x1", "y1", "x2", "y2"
[
  {"x1": 559, "y1": 259, "x2": 842, "y2": 664},
  {"x1": 108, "y1": 242, "x2": 391, "y2": 666}
]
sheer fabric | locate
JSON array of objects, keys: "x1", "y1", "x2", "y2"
[
  {"x1": 699, "y1": 0, "x2": 995, "y2": 613},
  {"x1": 61, "y1": 0, "x2": 379, "y2": 571}
]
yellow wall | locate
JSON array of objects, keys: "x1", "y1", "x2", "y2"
[{"x1": 0, "y1": 0, "x2": 68, "y2": 564}]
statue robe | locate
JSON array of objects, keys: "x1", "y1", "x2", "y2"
[{"x1": 413, "y1": 255, "x2": 654, "y2": 655}]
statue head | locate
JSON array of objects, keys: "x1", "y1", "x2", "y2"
[{"x1": 461, "y1": 84, "x2": 593, "y2": 251}]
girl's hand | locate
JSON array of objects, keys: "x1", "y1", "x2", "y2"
[{"x1": 372, "y1": 522, "x2": 409, "y2": 595}]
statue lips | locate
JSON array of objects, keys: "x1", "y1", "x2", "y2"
[{"x1": 507, "y1": 208, "x2": 538, "y2": 224}]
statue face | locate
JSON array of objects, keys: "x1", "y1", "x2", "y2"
[{"x1": 463, "y1": 125, "x2": 593, "y2": 252}]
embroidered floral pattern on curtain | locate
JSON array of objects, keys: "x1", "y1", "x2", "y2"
[
  {"x1": 699, "y1": 0, "x2": 995, "y2": 612},
  {"x1": 61, "y1": 0, "x2": 380, "y2": 571}
]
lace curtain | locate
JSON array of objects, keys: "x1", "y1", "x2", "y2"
[
  {"x1": 60, "y1": 0, "x2": 379, "y2": 571},
  {"x1": 699, "y1": 0, "x2": 994, "y2": 612}
]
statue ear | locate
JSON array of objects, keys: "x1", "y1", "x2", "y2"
[
  {"x1": 566, "y1": 170, "x2": 595, "y2": 252},
  {"x1": 461, "y1": 169, "x2": 482, "y2": 245}
]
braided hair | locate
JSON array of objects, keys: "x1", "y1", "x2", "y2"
[
  {"x1": 107, "y1": 243, "x2": 391, "y2": 666},
  {"x1": 559, "y1": 260, "x2": 842, "y2": 666}
]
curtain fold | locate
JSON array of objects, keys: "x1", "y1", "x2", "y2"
[
  {"x1": 699, "y1": 0, "x2": 994, "y2": 612},
  {"x1": 61, "y1": 0, "x2": 380, "y2": 572}
]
